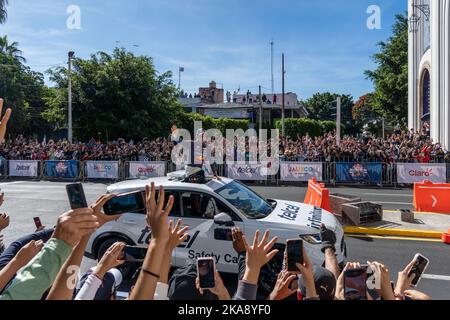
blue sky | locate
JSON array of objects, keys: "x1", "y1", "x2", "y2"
[{"x1": 1, "y1": 0, "x2": 406, "y2": 100}]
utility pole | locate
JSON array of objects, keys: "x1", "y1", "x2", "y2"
[
  {"x1": 281, "y1": 53, "x2": 285, "y2": 137},
  {"x1": 68, "y1": 51, "x2": 75, "y2": 143},
  {"x1": 270, "y1": 40, "x2": 274, "y2": 94},
  {"x1": 259, "y1": 85, "x2": 263, "y2": 129},
  {"x1": 336, "y1": 96, "x2": 341, "y2": 147},
  {"x1": 382, "y1": 117, "x2": 385, "y2": 139}
]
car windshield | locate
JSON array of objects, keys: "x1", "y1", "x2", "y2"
[{"x1": 216, "y1": 181, "x2": 274, "y2": 219}]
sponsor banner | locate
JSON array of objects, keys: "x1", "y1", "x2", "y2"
[
  {"x1": 336, "y1": 163, "x2": 382, "y2": 184},
  {"x1": 280, "y1": 162, "x2": 323, "y2": 182},
  {"x1": 128, "y1": 162, "x2": 165, "y2": 179},
  {"x1": 44, "y1": 160, "x2": 78, "y2": 179},
  {"x1": 397, "y1": 163, "x2": 446, "y2": 184},
  {"x1": 9, "y1": 160, "x2": 39, "y2": 177},
  {"x1": 86, "y1": 161, "x2": 119, "y2": 179},
  {"x1": 227, "y1": 163, "x2": 268, "y2": 181}
]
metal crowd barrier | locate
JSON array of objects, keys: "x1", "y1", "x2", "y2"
[{"x1": 2, "y1": 159, "x2": 450, "y2": 187}]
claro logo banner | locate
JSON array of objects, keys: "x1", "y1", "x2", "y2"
[
  {"x1": 397, "y1": 163, "x2": 446, "y2": 184},
  {"x1": 128, "y1": 162, "x2": 165, "y2": 179}
]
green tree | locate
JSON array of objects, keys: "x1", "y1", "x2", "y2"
[
  {"x1": 45, "y1": 48, "x2": 184, "y2": 141},
  {"x1": 0, "y1": 0, "x2": 8, "y2": 24},
  {"x1": 0, "y1": 50, "x2": 46, "y2": 135},
  {"x1": 0, "y1": 35, "x2": 26, "y2": 63},
  {"x1": 303, "y1": 92, "x2": 358, "y2": 135},
  {"x1": 365, "y1": 13, "x2": 408, "y2": 126}
]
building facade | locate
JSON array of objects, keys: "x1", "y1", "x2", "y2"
[{"x1": 408, "y1": 0, "x2": 450, "y2": 147}]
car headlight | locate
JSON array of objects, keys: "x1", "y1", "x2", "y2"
[{"x1": 299, "y1": 234, "x2": 321, "y2": 245}]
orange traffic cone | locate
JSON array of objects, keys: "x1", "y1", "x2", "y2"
[{"x1": 443, "y1": 229, "x2": 450, "y2": 245}]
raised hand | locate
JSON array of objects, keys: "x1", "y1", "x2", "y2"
[
  {"x1": 90, "y1": 194, "x2": 120, "y2": 226},
  {"x1": 52, "y1": 208, "x2": 99, "y2": 247},
  {"x1": 395, "y1": 258, "x2": 417, "y2": 297},
  {"x1": 269, "y1": 271, "x2": 297, "y2": 300},
  {"x1": 145, "y1": 182, "x2": 174, "y2": 242},
  {"x1": 167, "y1": 219, "x2": 189, "y2": 253},
  {"x1": 242, "y1": 230, "x2": 278, "y2": 285},
  {"x1": 0, "y1": 213, "x2": 9, "y2": 231},
  {"x1": 0, "y1": 99, "x2": 12, "y2": 144},
  {"x1": 93, "y1": 242, "x2": 126, "y2": 279},
  {"x1": 231, "y1": 227, "x2": 246, "y2": 254},
  {"x1": 13, "y1": 240, "x2": 44, "y2": 268}
]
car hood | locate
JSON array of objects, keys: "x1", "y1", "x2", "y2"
[{"x1": 258, "y1": 200, "x2": 341, "y2": 234}]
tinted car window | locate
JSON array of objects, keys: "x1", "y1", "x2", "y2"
[{"x1": 104, "y1": 191, "x2": 145, "y2": 215}]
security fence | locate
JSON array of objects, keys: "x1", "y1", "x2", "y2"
[{"x1": 1, "y1": 159, "x2": 449, "y2": 186}]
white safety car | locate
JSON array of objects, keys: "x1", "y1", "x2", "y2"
[{"x1": 85, "y1": 171, "x2": 347, "y2": 274}]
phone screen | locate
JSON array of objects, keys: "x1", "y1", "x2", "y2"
[
  {"x1": 197, "y1": 258, "x2": 215, "y2": 289},
  {"x1": 33, "y1": 217, "x2": 42, "y2": 229},
  {"x1": 123, "y1": 246, "x2": 147, "y2": 262},
  {"x1": 66, "y1": 183, "x2": 88, "y2": 209},
  {"x1": 344, "y1": 268, "x2": 368, "y2": 300},
  {"x1": 286, "y1": 239, "x2": 303, "y2": 272},
  {"x1": 408, "y1": 255, "x2": 429, "y2": 286}
]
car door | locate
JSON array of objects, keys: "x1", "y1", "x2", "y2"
[
  {"x1": 174, "y1": 190, "x2": 244, "y2": 274},
  {"x1": 105, "y1": 189, "x2": 179, "y2": 266}
]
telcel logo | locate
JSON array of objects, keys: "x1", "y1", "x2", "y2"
[
  {"x1": 409, "y1": 169, "x2": 433, "y2": 177},
  {"x1": 237, "y1": 167, "x2": 257, "y2": 174}
]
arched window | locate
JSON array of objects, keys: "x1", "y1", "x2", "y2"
[{"x1": 421, "y1": 69, "x2": 430, "y2": 121}]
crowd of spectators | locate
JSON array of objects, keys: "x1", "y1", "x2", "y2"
[
  {"x1": 1, "y1": 122, "x2": 447, "y2": 164},
  {"x1": 0, "y1": 99, "x2": 436, "y2": 301},
  {"x1": 279, "y1": 125, "x2": 446, "y2": 163},
  {"x1": 0, "y1": 184, "x2": 433, "y2": 301}
]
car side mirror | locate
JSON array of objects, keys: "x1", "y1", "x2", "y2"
[{"x1": 214, "y1": 212, "x2": 234, "y2": 227}]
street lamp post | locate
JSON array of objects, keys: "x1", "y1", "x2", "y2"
[{"x1": 68, "y1": 51, "x2": 75, "y2": 143}]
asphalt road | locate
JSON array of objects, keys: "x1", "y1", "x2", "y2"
[{"x1": 0, "y1": 181, "x2": 448, "y2": 299}]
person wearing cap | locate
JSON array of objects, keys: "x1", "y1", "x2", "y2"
[
  {"x1": 74, "y1": 242, "x2": 125, "y2": 300},
  {"x1": 297, "y1": 266, "x2": 336, "y2": 300}
]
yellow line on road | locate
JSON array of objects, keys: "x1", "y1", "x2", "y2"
[
  {"x1": 383, "y1": 210, "x2": 449, "y2": 215},
  {"x1": 347, "y1": 234, "x2": 443, "y2": 242},
  {"x1": 343, "y1": 226, "x2": 442, "y2": 239}
]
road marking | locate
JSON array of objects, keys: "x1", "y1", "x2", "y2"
[
  {"x1": 0, "y1": 181, "x2": 24, "y2": 187},
  {"x1": 363, "y1": 193, "x2": 413, "y2": 197},
  {"x1": 347, "y1": 234, "x2": 442, "y2": 242},
  {"x1": 377, "y1": 201, "x2": 412, "y2": 205},
  {"x1": 422, "y1": 274, "x2": 450, "y2": 281}
]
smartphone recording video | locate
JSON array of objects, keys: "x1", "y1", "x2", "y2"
[
  {"x1": 197, "y1": 257, "x2": 215, "y2": 289},
  {"x1": 33, "y1": 217, "x2": 42, "y2": 229},
  {"x1": 123, "y1": 246, "x2": 147, "y2": 263},
  {"x1": 344, "y1": 266, "x2": 368, "y2": 300},
  {"x1": 286, "y1": 239, "x2": 303, "y2": 272},
  {"x1": 408, "y1": 254, "x2": 430, "y2": 287},
  {"x1": 66, "y1": 183, "x2": 88, "y2": 209}
]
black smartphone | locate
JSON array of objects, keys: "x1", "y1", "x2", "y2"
[
  {"x1": 344, "y1": 266, "x2": 368, "y2": 300},
  {"x1": 408, "y1": 254, "x2": 430, "y2": 287},
  {"x1": 123, "y1": 246, "x2": 147, "y2": 262},
  {"x1": 197, "y1": 257, "x2": 215, "y2": 289},
  {"x1": 66, "y1": 183, "x2": 88, "y2": 209},
  {"x1": 286, "y1": 239, "x2": 303, "y2": 272},
  {"x1": 33, "y1": 217, "x2": 42, "y2": 229}
]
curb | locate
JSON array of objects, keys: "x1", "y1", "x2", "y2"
[{"x1": 343, "y1": 226, "x2": 443, "y2": 239}]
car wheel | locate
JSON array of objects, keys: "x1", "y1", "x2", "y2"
[{"x1": 96, "y1": 237, "x2": 139, "y2": 279}]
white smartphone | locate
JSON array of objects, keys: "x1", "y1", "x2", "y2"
[{"x1": 408, "y1": 254, "x2": 430, "y2": 287}]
